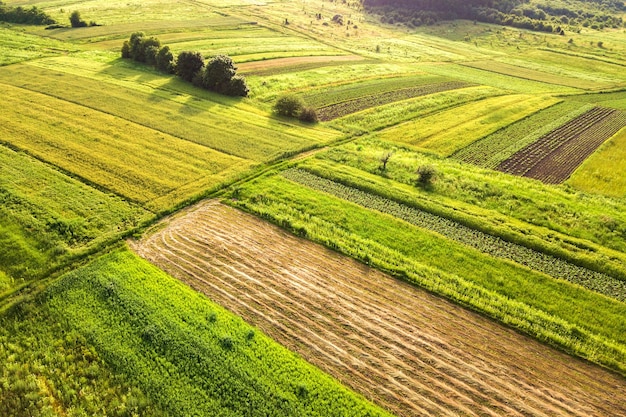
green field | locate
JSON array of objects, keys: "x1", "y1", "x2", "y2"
[
  {"x1": 378, "y1": 94, "x2": 558, "y2": 156},
  {"x1": 2, "y1": 0, "x2": 626, "y2": 414},
  {"x1": 1, "y1": 249, "x2": 391, "y2": 416}
]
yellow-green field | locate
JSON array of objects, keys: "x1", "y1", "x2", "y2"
[
  {"x1": 3, "y1": 0, "x2": 626, "y2": 414},
  {"x1": 568, "y1": 127, "x2": 626, "y2": 197},
  {"x1": 378, "y1": 94, "x2": 559, "y2": 156}
]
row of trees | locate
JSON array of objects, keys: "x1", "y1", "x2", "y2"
[
  {"x1": 364, "y1": 0, "x2": 625, "y2": 32},
  {"x1": 121, "y1": 32, "x2": 249, "y2": 97},
  {"x1": 0, "y1": 1, "x2": 55, "y2": 25}
]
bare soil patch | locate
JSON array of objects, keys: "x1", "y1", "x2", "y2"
[{"x1": 131, "y1": 201, "x2": 626, "y2": 417}]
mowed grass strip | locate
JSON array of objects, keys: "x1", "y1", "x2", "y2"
[
  {"x1": 0, "y1": 27, "x2": 74, "y2": 66},
  {"x1": 461, "y1": 60, "x2": 601, "y2": 89},
  {"x1": 453, "y1": 100, "x2": 592, "y2": 168},
  {"x1": 0, "y1": 62, "x2": 337, "y2": 161},
  {"x1": 568, "y1": 127, "x2": 626, "y2": 198},
  {"x1": 379, "y1": 94, "x2": 558, "y2": 156},
  {"x1": 0, "y1": 83, "x2": 250, "y2": 209},
  {"x1": 237, "y1": 55, "x2": 367, "y2": 76}
]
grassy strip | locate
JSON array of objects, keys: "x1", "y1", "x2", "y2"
[
  {"x1": 331, "y1": 85, "x2": 502, "y2": 134},
  {"x1": 34, "y1": 249, "x2": 393, "y2": 417},
  {"x1": 227, "y1": 175, "x2": 626, "y2": 376},
  {"x1": 378, "y1": 94, "x2": 558, "y2": 156},
  {"x1": 317, "y1": 138, "x2": 626, "y2": 255},
  {"x1": 452, "y1": 100, "x2": 592, "y2": 168},
  {"x1": 316, "y1": 81, "x2": 472, "y2": 121},
  {"x1": 282, "y1": 168, "x2": 626, "y2": 301},
  {"x1": 0, "y1": 144, "x2": 149, "y2": 283},
  {"x1": 568, "y1": 127, "x2": 626, "y2": 198}
]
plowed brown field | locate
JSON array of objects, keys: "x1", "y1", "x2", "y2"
[{"x1": 131, "y1": 201, "x2": 626, "y2": 417}]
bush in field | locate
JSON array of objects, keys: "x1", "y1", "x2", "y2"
[
  {"x1": 274, "y1": 95, "x2": 304, "y2": 118},
  {"x1": 299, "y1": 106, "x2": 319, "y2": 123},
  {"x1": 138, "y1": 36, "x2": 160, "y2": 63},
  {"x1": 416, "y1": 165, "x2": 436, "y2": 187},
  {"x1": 0, "y1": 3, "x2": 56, "y2": 25},
  {"x1": 156, "y1": 46, "x2": 175, "y2": 73},
  {"x1": 69, "y1": 10, "x2": 87, "y2": 27},
  {"x1": 127, "y1": 32, "x2": 145, "y2": 61},
  {"x1": 176, "y1": 51, "x2": 204, "y2": 82}
]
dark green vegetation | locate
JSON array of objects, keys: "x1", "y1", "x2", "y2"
[
  {"x1": 0, "y1": 1, "x2": 54, "y2": 25},
  {"x1": 364, "y1": 0, "x2": 625, "y2": 32},
  {"x1": 2, "y1": 0, "x2": 626, "y2": 414}
]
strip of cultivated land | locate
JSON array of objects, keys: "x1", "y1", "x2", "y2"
[
  {"x1": 132, "y1": 201, "x2": 626, "y2": 417},
  {"x1": 237, "y1": 55, "x2": 367, "y2": 75},
  {"x1": 497, "y1": 107, "x2": 626, "y2": 183}
]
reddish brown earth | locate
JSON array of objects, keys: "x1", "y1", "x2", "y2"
[
  {"x1": 131, "y1": 201, "x2": 626, "y2": 417},
  {"x1": 497, "y1": 107, "x2": 626, "y2": 183}
]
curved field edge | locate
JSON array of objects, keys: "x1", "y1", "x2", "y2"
[
  {"x1": 225, "y1": 176, "x2": 626, "y2": 376},
  {"x1": 131, "y1": 201, "x2": 626, "y2": 417},
  {"x1": 25, "y1": 248, "x2": 393, "y2": 417}
]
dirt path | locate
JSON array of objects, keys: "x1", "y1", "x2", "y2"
[{"x1": 130, "y1": 200, "x2": 626, "y2": 417}]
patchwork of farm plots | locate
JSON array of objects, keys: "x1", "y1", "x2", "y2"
[
  {"x1": 497, "y1": 107, "x2": 626, "y2": 183},
  {"x1": 132, "y1": 201, "x2": 626, "y2": 417}
]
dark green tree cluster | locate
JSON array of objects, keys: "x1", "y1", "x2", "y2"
[
  {"x1": 273, "y1": 95, "x2": 318, "y2": 123},
  {"x1": 363, "y1": 0, "x2": 625, "y2": 32},
  {"x1": 0, "y1": 1, "x2": 56, "y2": 25},
  {"x1": 121, "y1": 33, "x2": 248, "y2": 97},
  {"x1": 122, "y1": 32, "x2": 174, "y2": 73}
]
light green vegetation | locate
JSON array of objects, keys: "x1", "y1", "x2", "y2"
[
  {"x1": 282, "y1": 168, "x2": 626, "y2": 302},
  {"x1": 570, "y1": 89, "x2": 626, "y2": 110},
  {"x1": 15, "y1": 248, "x2": 391, "y2": 416},
  {"x1": 162, "y1": 26, "x2": 343, "y2": 63},
  {"x1": 227, "y1": 172, "x2": 626, "y2": 375},
  {"x1": 378, "y1": 94, "x2": 558, "y2": 156},
  {"x1": 313, "y1": 138, "x2": 626, "y2": 256},
  {"x1": 419, "y1": 62, "x2": 581, "y2": 94},
  {"x1": 0, "y1": 145, "x2": 148, "y2": 284},
  {"x1": 334, "y1": 85, "x2": 503, "y2": 134},
  {"x1": 0, "y1": 82, "x2": 252, "y2": 211},
  {"x1": 568, "y1": 127, "x2": 626, "y2": 198},
  {"x1": 461, "y1": 60, "x2": 602, "y2": 89},
  {"x1": 0, "y1": 61, "x2": 338, "y2": 158},
  {"x1": 300, "y1": 73, "x2": 446, "y2": 108},
  {"x1": 0, "y1": 25, "x2": 74, "y2": 66},
  {"x1": 453, "y1": 100, "x2": 592, "y2": 168}
]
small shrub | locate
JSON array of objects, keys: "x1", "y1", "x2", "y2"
[
  {"x1": 69, "y1": 10, "x2": 87, "y2": 28},
  {"x1": 416, "y1": 165, "x2": 436, "y2": 187},
  {"x1": 220, "y1": 336, "x2": 234, "y2": 350},
  {"x1": 274, "y1": 95, "x2": 304, "y2": 118},
  {"x1": 299, "y1": 106, "x2": 318, "y2": 123}
]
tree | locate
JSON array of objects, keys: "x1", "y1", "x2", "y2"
[
  {"x1": 138, "y1": 37, "x2": 160, "y2": 63},
  {"x1": 128, "y1": 32, "x2": 145, "y2": 61},
  {"x1": 121, "y1": 41, "x2": 131, "y2": 59},
  {"x1": 156, "y1": 46, "x2": 175, "y2": 73},
  {"x1": 69, "y1": 10, "x2": 87, "y2": 27},
  {"x1": 223, "y1": 74, "x2": 249, "y2": 97},
  {"x1": 176, "y1": 51, "x2": 204, "y2": 82},
  {"x1": 379, "y1": 152, "x2": 393, "y2": 172},
  {"x1": 274, "y1": 95, "x2": 304, "y2": 117},
  {"x1": 144, "y1": 45, "x2": 159, "y2": 66},
  {"x1": 202, "y1": 55, "x2": 237, "y2": 93}
]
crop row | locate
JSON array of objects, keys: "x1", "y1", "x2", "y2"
[
  {"x1": 282, "y1": 168, "x2": 626, "y2": 301},
  {"x1": 316, "y1": 81, "x2": 471, "y2": 121},
  {"x1": 452, "y1": 101, "x2": 591, "y2": 168},
  {"x1": 498, "y1": 107, "x2": 626, "y2": 183}
]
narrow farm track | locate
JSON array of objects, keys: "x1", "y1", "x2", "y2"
[
  {"x1": 131, "y1": 201, "x2": 626, "y2": 417},
  {"x1": 497, "y1": 107, "x2": 626, "y2": 183}
]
